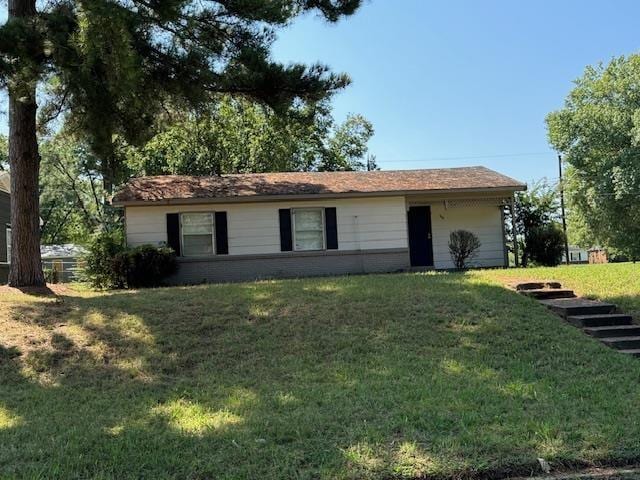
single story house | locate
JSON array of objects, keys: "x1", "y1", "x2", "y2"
[
  {"x1": 112, "y1": 166, "x2": 526, "y2": 284},
  {"x1": 41, "y1": 244, "x2": 88, "y2": 283},
  {"x1": 563, "y1": 245, "x2": 589, "y2": 264},
  {"x1": 0, "y1": 172, "x2": 10, "y2": 283}
]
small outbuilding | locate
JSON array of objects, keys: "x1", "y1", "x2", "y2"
[
  {"x1": 563, "y1": 245, "x2": 589, "y2": 264},
  {"x1": 588, "y1": 247, "x2": 609, "y2": 264},
  {"x1": 41, "y1": 244, "x2": 88, "y2": 283}
]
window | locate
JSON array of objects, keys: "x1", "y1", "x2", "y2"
[
  {"x1": 293, "y1": 208, "x2": 324, "y2": 251},
  {"x1": 5, "y1": 226, "x2": 10, "y2": 263},
  {"x1": 181, "y1": 213, "x2": 215, "y2": 256}
]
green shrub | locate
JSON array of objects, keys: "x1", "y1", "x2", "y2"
[
  {"x1": 43, "y1": 267, "x2": 58, "y2": 284},
  {"x1": 81, "y1": 231, "x2": 177, "y2": 289},
  {"x1": 527, "y1": 223, "x2": 566, "y2": 267},
  {"x1": 448, "y1": 230, "x2": 481, "y2": 269},
  {"x1": 81, "y1": 230, "x2": 126, "y2": 289},
  {"x1": 112, "y1": 245, "x2": 178, "y2": 288}
]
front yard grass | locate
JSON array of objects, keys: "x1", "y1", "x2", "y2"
[
  {"x1": 2, "y1": 268, "x2": 640, "y2": 479},
  {"x1": 476, "y1": 262, "x2": 640, "y2": 317}
]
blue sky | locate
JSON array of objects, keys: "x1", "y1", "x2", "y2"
[
  {"x1": 1, "y1": 2, "x2": 639, "y2": 185},
  {"x1": 272, "y1": 0, "x2": 640, "y2": 184}
]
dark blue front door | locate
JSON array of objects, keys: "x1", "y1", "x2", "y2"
[{"x1": 408, "y1": 206, "x2": 434, "y2": 267}]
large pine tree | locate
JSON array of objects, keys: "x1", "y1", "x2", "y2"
[{"x1": 1, "y1": 0, "x2": 361, "y2": 286}]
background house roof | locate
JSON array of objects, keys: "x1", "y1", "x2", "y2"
[
  {"x1": 112, "y1": 166, "x2": 526, "y2": 205},
  {"x1": 41, "y1": 244, "x2": 87, "y2": 259},
  {"x1": 0, "y1": 172, "x2": 9, "y2": 194}
]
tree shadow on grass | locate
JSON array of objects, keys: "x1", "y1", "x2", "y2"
[
  {"x1": 0, "y1": 284, "x2": 58, "y2": 297},
  {"x1": 2, "y1": 273, "x2": 640, "y2": 479}
]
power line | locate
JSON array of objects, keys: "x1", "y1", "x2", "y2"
[{"x1": 377, "y1": 152, "x2": 555, "y2": 164}]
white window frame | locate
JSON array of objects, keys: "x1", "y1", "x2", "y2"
[
  {"x1": 292, "y1": 208, "x2": 326, "y2": 252},
  {"x1": 180, "y1": 212, "x2": 216, "y2": 257},
  {"x1": 5, "y1": 226, "x2": 10, "y2": 263}
]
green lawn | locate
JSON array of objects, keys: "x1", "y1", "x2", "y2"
[
  {"x1": 2, "y1": 267, "x2": 640, "y2": 479},
  {"x1": 476, "y1": 262, "x2": 640, "y2": 317}
]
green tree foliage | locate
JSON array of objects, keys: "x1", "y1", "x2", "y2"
[
  {"x1": 80, "y1": 229, "x2": 126, "y2": 289},
  {"x1": 563, "y1": 166, "x2": 598, "y2": 249},
  {"x1": 39, "y1": 133, "x2": 106, "y2": 244},
  {"x1": 506, "y1": 181, "x2": 561, "y2": 266},
  {"x1": 0, "y1": 135, "x2": 7, "y2": 170},
  {"x1": 1, "y1": 0, "x2": 362, "y2": 286},
  {"x1": 321, "y1": 113, "x2": 374, "y2": 171},
  {"x1": 527, "y1": 224, "x2": 566, "y2": 267},
  {"x1": 5, "y1": 0, "x2": 362, "y2": 191},
  {"x1": 547, "y1": 54, "x2": 640, "y2": 258},
  {"x1": 127, "y1": 97, "x2": 374, "y2": 175}
]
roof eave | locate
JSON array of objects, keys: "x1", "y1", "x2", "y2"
[{"x1": 111, "y1": 184, "x2": 527, "y2": 207}]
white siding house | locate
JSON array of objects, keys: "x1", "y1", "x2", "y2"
[
  {"x1": 113, "y1": 167, "x2": 525, "y2": 284},
  {"x1": 125, "y1": 196, "x2": 409, "y2": 254},
  {"x1": 562, "y1": 245, "x2": 589, "y2": 264},
  {"x1": 430, "y1": 202, "x2": 506, "y2": 269}
]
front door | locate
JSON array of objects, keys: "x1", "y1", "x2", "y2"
[{"x1": 408, "y1": 206, "x2": 434, "y2": 267}]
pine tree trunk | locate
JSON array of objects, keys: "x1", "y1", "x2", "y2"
[
  {"x1": 103, "y1": 163, "x2": 114, "y2": 197},
  {"x1": 7, "y1": 0, "x2": 45, "y2": 287}
]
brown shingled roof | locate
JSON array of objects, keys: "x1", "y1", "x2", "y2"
[{"x1": 112, "y1": 166, "x2": 525, "y2": 205}]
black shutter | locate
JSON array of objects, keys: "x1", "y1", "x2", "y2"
[
  {"x1": 215, "y1": 211, "x2": 229, "y2": 254},
  {"x1": 279, "y1": 209, "x2": 293, "y2": 251},
  {"x1": 166, "y1": 213, "x2": 181, "y2": 256},
  {"x1": 325, "y1": 207, "x2": 338, "y2": 250}
]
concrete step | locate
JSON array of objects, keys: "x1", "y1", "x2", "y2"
[
  {"x1": 521, "y1": 281, "x2": 639, "y2": 358},
  {"x1": 539, "y1": 298, "x2": 616, "y2": 318},
  {"x1": 521, "y1": 289, "x2": 576, "y2": 300},
  {"x1": 601, "y1": 336, "x2": 640, "y2": 350},
  {"x1": 514, "y1": 281, "x2": 562, "y2": 291},
  {"x1": 567, "y1": 314, "x2": 633, "y2": 328},
  {"x1": 619, "y1": 349, "x2": 640, "y2": 357},
  {"x1": 584, "y1": 324, "x2": 640, "y2": 338}
]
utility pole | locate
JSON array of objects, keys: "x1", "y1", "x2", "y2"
[
  {"x1": 511, "y1": 197, "x2": 519, "y2": 267},
  {"x1": 366, "y1": 154, "x2": 378, "y2": 171},
  {"x1": 558, "y1": 153, "x2": 570, "y2": 265}
]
